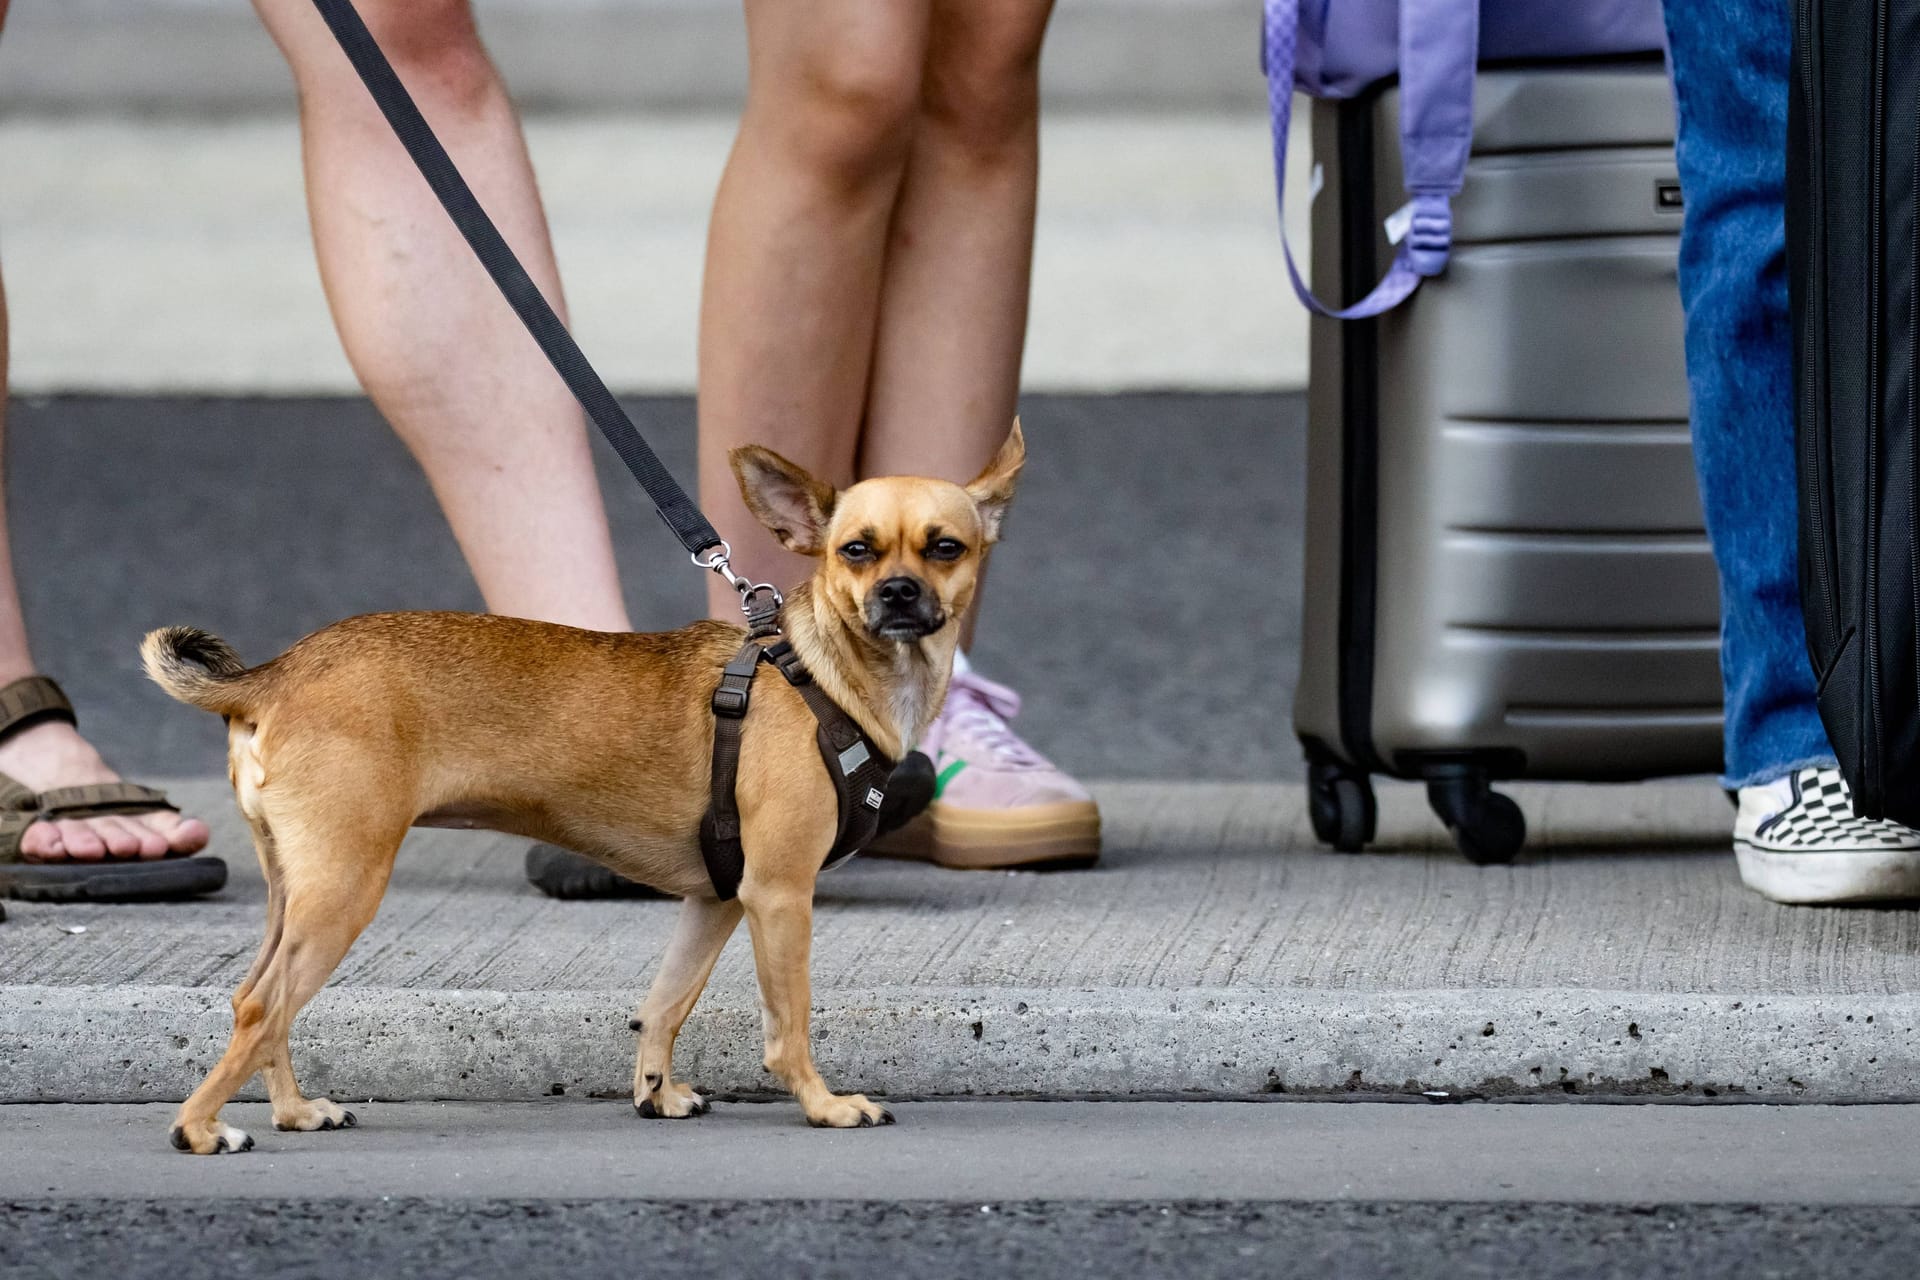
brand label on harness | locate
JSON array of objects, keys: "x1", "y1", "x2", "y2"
[
  {"x1": 866, "y1": 788, "x2": 884, "y2": 810},
  {"x1": 838, "y1": 740, "x2": 871, "y2": 776}
]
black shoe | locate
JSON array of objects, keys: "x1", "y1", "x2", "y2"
[
  {"x1": 524, "y1": 844, "x2": 671, "y2": 900},
  {"x1": 876, "y1": 751, "x2": 936, "y2": 838}
]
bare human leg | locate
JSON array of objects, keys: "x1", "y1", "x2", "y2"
[
  {"x1": 254, "y1": 0, "x2": 630, "y2": 632},
  {"x1": 696, "y1": 0, "x2": 933, "y2": 615},
  {"x1": 0, "y1": 0, "x2": 210, "y2": 865},
  {"x1": 843, "y1": 1, "x2": 1097, "y2": 872},
  {"x1": 859, "y1": 0, "x2": 1054, "y2": 647}
]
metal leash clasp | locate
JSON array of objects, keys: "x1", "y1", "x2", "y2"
[{"x1": 694, "y1": 541, "x2": 784, "y2": 626}]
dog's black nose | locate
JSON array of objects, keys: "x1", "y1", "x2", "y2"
[{"x1": 877, "y1": 577, "x2": 922, "y2": 607}]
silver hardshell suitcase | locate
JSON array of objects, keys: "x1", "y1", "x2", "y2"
[{"x1": 1295, "y1": 62, "x2": 1725, "y2": 863}]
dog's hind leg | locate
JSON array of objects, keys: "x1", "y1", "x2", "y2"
[
  {"x1": 170, "y1": 812, "x2": 402, "y2": 1154},
  {"x1": 737, "y1": 876, "x2": 892, "y2": 1129},
  {"x1": 231, "y1": 814, "x2": 285, "y2": 1013},
  {"x1": 630, "y1": 895, "x2": 742, "y2": 1119}
]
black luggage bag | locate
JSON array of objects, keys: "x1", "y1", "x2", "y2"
[{"x1": 1789, "y1": 0, "x2": 1920, "y2": 823}]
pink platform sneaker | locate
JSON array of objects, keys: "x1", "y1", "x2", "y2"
[{"x1": 869, "y1": 661, "x2": 1100, "y2": 870}]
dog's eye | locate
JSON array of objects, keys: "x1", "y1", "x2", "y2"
[
  {"x1": 924, "y1": 538, "x2": 967, "y2": 562},
  {"x1": 839, "y1": 541, "x2": 876, "y2": 564}
]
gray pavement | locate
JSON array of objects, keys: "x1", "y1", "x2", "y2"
[
  {"x1": 8, "y1": 1199, "x2": 1919, "y2": 1280},
  {"x1": 12, "y1": 1100, "x2": 1920, "y2": 1204},
  {"x1": 7, "y1": 393, "x2": 1300, "y2": 783},
  {"x1": 8, "y1": 1102, "x2": 1920, "y2": 1280},
  {"x1": 13, "y1": 776, "x2": 1915, "y2": 1104}
]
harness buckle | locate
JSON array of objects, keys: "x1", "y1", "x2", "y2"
[
  {"x1": 763, "y1": 640, "x2": 811, "y2": 685},
  {"x1": 711, "y1": 682, "x2": 751, "y2": 718}
]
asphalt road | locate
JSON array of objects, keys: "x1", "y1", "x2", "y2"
[
  {"x1": 6, "y1": 393, "x2": 1300, "y2": 783},
  {"x1": 7, "y1": 1101, "x2": 1919, "y2": 1279},
  {"x1": 10, "y1": 1199, "x2": 1916, "y2": 1280}
]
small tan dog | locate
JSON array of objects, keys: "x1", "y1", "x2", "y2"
[{"x1": 142, "y1": 423, "x2": 1024, "y2": 1154}]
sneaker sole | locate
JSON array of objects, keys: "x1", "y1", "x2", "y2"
[
  {"x1": 867, "y1": 801, "x2": 1101, "y2": 871},
  {"x1": 1734, "y1": 841, "x2": 1920, "y2": 905}
]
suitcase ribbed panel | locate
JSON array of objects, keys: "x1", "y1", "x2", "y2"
[{"x1": 1297, "y1": 64, "x2": 1725, "y2": 782}]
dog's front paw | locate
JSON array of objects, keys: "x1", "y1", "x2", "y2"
[
  {"x1": 273, "y1": 1097, "x2": 358, "y2": 1133},
  {"x1": 169, "y1": 1119, "x2": 255, "y2": 1156},
  {"x1": 804, "y1": 1093, "x2": 895, "y2": 1129},
  {"x1": 634, "y1": 1081, "x2": 711, "y2": 1120}
]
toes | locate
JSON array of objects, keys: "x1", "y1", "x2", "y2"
[
  {"x1": 169, "y1": 1126, "x2": 190, "y2": 1152},
  {"x1": 635, "y1": 1090, "x2": 707, "y2": 1120},
  {"x1": 807, "y1": 1097, "x2": 895, "y2": 1129},
  {"x1": 150, "y1": 813, "x2": 211, "y2": 856},
  {"x1": 53, "y1": 820, "x2": 106, "y2": 861},
  {"x1": 93, "y1": 817, "x2": 144, "y2": 860},
  {"x1": 18, "y1": 821, "x2": 63, "y2": 862},
  {"x1": 273, "y1": 1103, "x2": 356, "y2": 1133},
  {"x1": 124, "y1": 817, "x2": 171, "y2": 861},
  {"x1": 204, "y1": 1126, "x2": 255, "y2": 1155}
]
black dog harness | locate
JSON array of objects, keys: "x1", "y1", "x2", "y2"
[{"x1": 699, "y1": 620, "x2": 895, "y2": 901}]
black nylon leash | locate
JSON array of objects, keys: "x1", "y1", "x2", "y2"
[{"x1": 308, "y1": 0, "x2": 734, "y2": 570}]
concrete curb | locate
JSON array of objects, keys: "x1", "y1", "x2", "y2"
[{"x1": 7, "y1": 984, "x2": 1916, "y2": 1105}]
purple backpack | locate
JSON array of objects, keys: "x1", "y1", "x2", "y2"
[{"x1": 1265, "y1": 0, "x2": 1669, "y2": 318}]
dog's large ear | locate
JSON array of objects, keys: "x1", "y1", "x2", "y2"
[
  {"x1": 731, "y1": 445, "x2": 838, "y2": 555},
  {"x1": 965, "y1": 418, "x2": 1026, "y2": 545}
]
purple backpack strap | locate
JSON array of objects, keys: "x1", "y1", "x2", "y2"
[{"x1": 1263, "y1": 0, "x2": 1480, "y2": 319}]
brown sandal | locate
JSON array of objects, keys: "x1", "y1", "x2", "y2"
[{"x1": 0, "y1": 676, "x2": 225, "y2": 903}]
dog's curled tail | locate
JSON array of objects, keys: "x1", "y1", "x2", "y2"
[{"x1": 140, "y1": 627, "x2": 256, "y2": 716}]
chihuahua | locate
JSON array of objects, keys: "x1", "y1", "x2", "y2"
[{"x1": 142, "y1": 422, "x2": 1025, "y2": 1154}]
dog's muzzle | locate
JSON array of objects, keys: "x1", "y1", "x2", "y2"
[{"x1": 866, "y1": 575, "x2": 944, "y2": 641}]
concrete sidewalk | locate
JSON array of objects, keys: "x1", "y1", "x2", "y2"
[{"x1": 9, "y1": 776, "x2": 1920, "y2": 1105}]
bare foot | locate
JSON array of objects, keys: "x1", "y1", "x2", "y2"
[{"x1": 0, "y1": 719, "x2": 210, "y2": 862}]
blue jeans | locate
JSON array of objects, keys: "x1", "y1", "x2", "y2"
[{"x1": 1663, "y1": 0, "x2": 1836, "y2": 787}]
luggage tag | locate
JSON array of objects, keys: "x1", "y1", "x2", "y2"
[{"x1": 1384, "y1": 199, "x2": 1416, "y2": 246}]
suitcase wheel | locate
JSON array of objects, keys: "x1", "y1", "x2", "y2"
[
  {"x1": 1425, "y1": 770, "x2": 1526, "y2": 866},
  {"x1": 1308, "y1": 761, "x2": 1377, "y2": 853}
]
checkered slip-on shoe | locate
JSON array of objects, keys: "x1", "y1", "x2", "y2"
[{"x1": 1734, "y1": 766, "x2": 1920, "y2": 904}]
